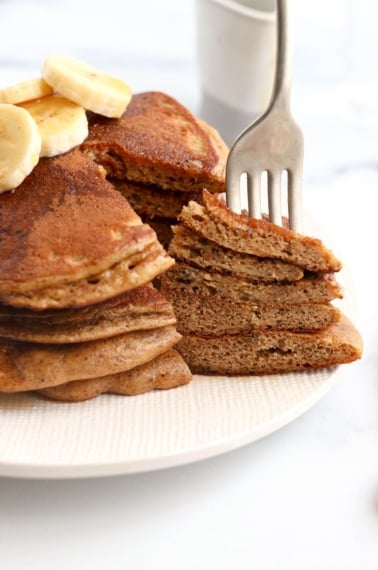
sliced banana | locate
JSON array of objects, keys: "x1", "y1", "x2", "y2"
[
  {"x1": 0, "y1": 104, "x2": 41, "y2": 194},
  {"x1": 41, "y1": 54, "x2": 132, "y2": 118},
  {"x1": 20, "y1": 95, "x2": 89, "y2": 157},
  {"x1": 0, "y1": 78, "x2": 54, "y2": 105}
]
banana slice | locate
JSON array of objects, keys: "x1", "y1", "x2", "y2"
[
  {"x1": 0, "y1": 103, "x2": 41, "y2": 194},
  {"x1": 20, "y1": 95, "x2": 89, "y2": 157},
  {"x1": 0, "y1": 78, "x2": 54, "y2": 105},
  {"x1": 41, "y1": 54, "x2": 132, "y2": 118}
]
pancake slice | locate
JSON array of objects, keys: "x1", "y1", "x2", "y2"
[
  {"x1": 167, "y1": 290, "x2": 342, "y2": 335},
  {"x1": 3, "y1": 243, "x2": 173, "y2": 310},
  {"x1": 80, "y1": 92, "x2": 229, "y2": 247},
  {"x1": 170, "y1": 225, "x2": 305, "y2": 282},
  {"x1": 0, "y1": 284, "x2": 176, "y2": 343},
  {"x1": 0, "y1": 325, "x2": 180, "y2": 392},
  {"x1": 179, "y1": 191, "x2": 342, "y2": 273},
  {"x1": 161, "y1": 263, "x2": 344, "y2": 304},
  {"x1": 36, "y1": 349, "x2": 192, "y2": 402},
  {"x1": 82, "y1": 91, "x2": 228, "y2": 194},
  {"x1": 177, "y1": 316, "x2": 363, "y2": 376},
  {"x1": 0, "y1": 149, "x2": 173, "y2": 308}
]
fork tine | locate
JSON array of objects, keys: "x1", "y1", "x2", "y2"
[
  {"x1": 267, "y1": 170, "x2": 282, "y2": 226},
  {"x1": 225, "y1": 161, "x2": 242, "y2": 214},
  {"x1": 247, "y1": 171, "x2": 262, "y2": 218},
  {"x1": 287, "y1": 169, "x2": 302, "y2": 233}
]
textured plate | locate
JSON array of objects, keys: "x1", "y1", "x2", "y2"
[
  {"x1": 0, "y1": 327, "x2": 354, "y2": 481},
  {"x1": 0, "y1": 366, "x2": 346, "y2": 479},
  {"x1": 0, "y1": 215, "x2": 357, "y2": 479}
]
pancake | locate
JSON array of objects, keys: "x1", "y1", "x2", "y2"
[
  {"x1": 81, "y1": 91, "x2": 228, "y2": 194},
  {"x1": 177, "y1": 315, "x2": 363, "y2": 375},
  {"x1": 178, "y1": 191, "x2": 342, "y2": 273},
  {"x1": 3, "y1": 244, "x2": 173, "y2": 310},
  {"x1": 161, "y1": 263, "x2": 344, "y2": 304},
  {"x1": 169, "y1": 225, "x2": 305, "y2": 282},
  {"x1": 0, "y1": 149, "x2": 173, "y2": 308},
  {"x1": 0, "y1": 284, "x2": 176, "y2": 343},
  {"x1": 36, "y1": 349, "x2": 192, "y2": 402},
  {"x1": 166, "y1": 290, "x2": 342, "y2": 334},
  {"x1": 0, "y1": 325, "x2": 181, "y2": 392}
]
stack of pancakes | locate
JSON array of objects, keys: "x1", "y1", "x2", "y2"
[
  {"x1": 81, "y1": 91, "x2": 228, "y2": 248},
  {"x1": 160, "y1": 191, "x2": 363, "y2": 375},
  {"x1": 0, "y1": 149, "x2": 191, "y2": 401}
]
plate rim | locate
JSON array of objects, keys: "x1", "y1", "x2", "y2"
[{"x1": 0, "y1": 365, "x2": 345, "y2": 480}]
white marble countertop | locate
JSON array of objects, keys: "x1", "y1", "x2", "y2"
[{"x1": 0, "y1": 1, "x2": 377, "y2": 569}]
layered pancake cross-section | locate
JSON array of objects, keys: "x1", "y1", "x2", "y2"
[{"x1": 160, "y1": 191, "x2": 363, "y2": 375}]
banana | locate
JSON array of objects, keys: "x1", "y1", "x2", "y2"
[
  {"x1": 0, "y1": 104, "x2": 41, "y2": 194},
  {"x1": 41, "y1": 54, "x2": 132, "y2": 118},
  {"x1": 0, "y1": 78, "x2": 53, "y2": 105},
  {"x1": 20, "y1": 95, "x2": 89, "y2": 157}
]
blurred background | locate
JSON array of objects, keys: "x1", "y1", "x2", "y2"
[{"x1": 0, "y1": 0, "x2": 377, "y2": 181}]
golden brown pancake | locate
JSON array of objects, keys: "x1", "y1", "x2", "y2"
[
  {"x1": 169, "y1": 225, "x2": 305, "y2": 282},
  {"x1": 179, "y1": 191, "x2": 342, "y2": 273},
  {"x1": 0, "y1": 149, "x2": 173, "y2": 309},
  {"x1": 161, "y1": 263, "x2": 344, "y2": 304},
  {"x1": 177, "y1": 315, "x2": 363, "y2": 375},
  {"x1": 36, "y1": 349, "x2": 192, "y2": 402},
  {"x1": 0, "y1": 284, "x2": 176, "y2": 344},
  {"x1": 81, "y1": 91, "x2": 228, "y2": 194},
  {"x1": 166, "y1": 290, "x2": 342, "y2": 335},
  {"x1": 3, "y1": 244, "x2": 173, "y2": 310},
  {"x1": 0, "y1": 325, "x2": 181, "y2": 392}
]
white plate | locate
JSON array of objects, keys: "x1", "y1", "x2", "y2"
[
  {"x1": 0, "y1": 216, "x2": 357, "y2": 479},
  {"x1": 0, "y1": 365, "x2": 347, "y2": 479}
]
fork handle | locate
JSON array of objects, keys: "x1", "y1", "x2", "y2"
[{"x1": 270, "y1": 0, "x2": 292, "y2": 113}]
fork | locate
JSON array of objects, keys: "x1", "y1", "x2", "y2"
[{"x1": 225, "y1": 0, "x2": 304, "y2": 233}]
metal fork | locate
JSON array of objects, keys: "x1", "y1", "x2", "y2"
[{"x1": 225, "y1": 0, "x2": 304, "y2": 232}]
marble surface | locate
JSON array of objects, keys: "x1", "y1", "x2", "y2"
[{"x1": 0, "y1": 1, "x2": 377, "y2": 568}]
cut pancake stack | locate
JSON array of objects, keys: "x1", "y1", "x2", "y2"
[
  {"x1": 0, "y1": 51, "x2": 362, "y2": 400},
  {"x1": 160, "y1": 191, "x2": 363, "y2": 375},
  {"x1": 81, "y1": 91, "x2": 228, "y2": 248},
  {"x1": 0, "y1": 150, "x2": 191, "y2": 401}
]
